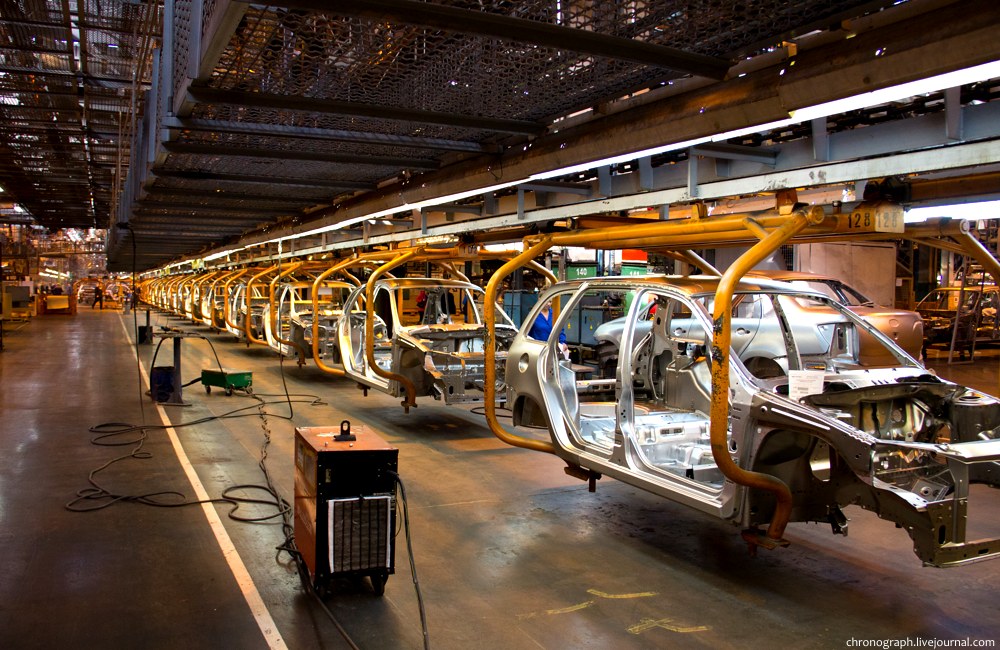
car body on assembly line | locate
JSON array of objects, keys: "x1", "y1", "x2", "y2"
[
  {"x1": 337, "y1": 277, "x2": 518, "y2": 406},
  {"x1": 748, "y1": 270, "x2": 924, "y2": 358},
  {"x1": 505, "y1": 275, "x2": 1000, "y2": 567},
  {"x1": 261, "y1": 279, "x2": 354, "y2": 363},
  {"x1": 594, "y1": 270, "x2": 923, "y2": 374},
  {"x1": 916, "y1": 284, "x2": 999, "y2": 352}
]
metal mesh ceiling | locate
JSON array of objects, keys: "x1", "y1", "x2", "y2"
[
  {"x1": 208, "y1": 0, "x2": 877, "y2": 122},
  {"x1": 119, "y1": 0, "x2": 894, "y2": 269},
  {"x1": 8, "y1": 0, "x2": 994, "y2": 273},
  {"x1": 0, "y1": 0, "x2": 158, "y2": 230}
]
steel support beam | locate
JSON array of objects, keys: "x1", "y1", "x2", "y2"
[
  {"x1": 253, "y1": 0, "x2": 731, "y2": 79},
  {"x1": 268, "y1": 0, "x2": 1000, "y2": 238},
  {"x1": 128, "y1": 229, "x2": 245, "y2": 237},
  {"x1": 161, "y1": 141, "x2": 439, "y2": 170},
  {"x1": 305, "y1": 139, "x2": 1000, "y2": 255},
  {"x1": 690, "y1": 143, "x2": 778, "y2": 165},
  {"x1": 516, "y1": 181, "x2": 592, "y2": 196},
  {"x1": 143, "y1": 187, "x2": 322, "y2": 204},
  {"x1": 132, "y1": 208, "x2": 283, "y2": 219},
  {"x1": 185, "y1": 87, "x2": 542, "y2": 136},
  {"x1": 151, "y1": 169, "x2": 373, "y2": 191},
  {"x1": 164, "y1": 117, "x2": 491, "y2": 153}
]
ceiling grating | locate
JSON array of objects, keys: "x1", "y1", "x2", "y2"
[{"x1": 4, "y1": 1, "x2": 1000, "y2": 272}]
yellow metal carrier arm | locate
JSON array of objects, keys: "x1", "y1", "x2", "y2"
[
  {"x1": 364, "y1": 248, "x2": 424, "y2": 412},
  {"x1": 708, "y1": 208, "x2": 825, "y2": 549},
  {"x1": 268, "y1": 262, "x2": 308, "y2": 365},
  {"x1": 245, "y1": 264, "x2": 280, "y2": 346}
]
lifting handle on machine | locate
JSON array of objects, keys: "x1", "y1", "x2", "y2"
[{"x1": 335, "y1": 419, "x2": 356, "y2": 442}]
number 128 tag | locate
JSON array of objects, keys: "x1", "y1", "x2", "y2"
[{"x1": 847, "y1": 202, "x2": 904, "y2": 233}]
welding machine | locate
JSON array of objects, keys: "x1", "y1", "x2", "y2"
[{"x1": 294, "y1": 421, "x2": 398, "y2": 595}]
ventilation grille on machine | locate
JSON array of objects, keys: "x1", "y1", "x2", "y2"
[{"x1": 328, "y1": 496, "x2": 392, "y2": 573}]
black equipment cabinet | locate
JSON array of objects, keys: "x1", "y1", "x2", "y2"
[{"x1": 294, "y1": 424, "x2": 398, "y2": 595}]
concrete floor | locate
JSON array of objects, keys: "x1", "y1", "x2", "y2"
[{"x1": 1, "y1": 308, "x2": 999, "y2": 649}]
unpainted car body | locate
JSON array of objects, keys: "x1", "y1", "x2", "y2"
[
  {"x1": 261, "y1": 280, "x2": 353, "y2": 361},
  {"x1": 225, "y1": 280, "x2": 269, "y2": 342},
  {"x1": 749, "y1": 270, "x2": 924, "y2": 358},
  {"x1": 594, "y1": 270, "x2": 924, "y2": 373},
  {"x1": 199, "y1": 275, "x2": 232, "y2": 330},
  {"x1": 916, "y1": 285, "x2": 999, "y2": 350},
  {"x1": 337, "y1": 278, "x2": 517, "y2": 404},
  {"x1": 506, "y1": 275, "x2": 1000, "y2": 567}
]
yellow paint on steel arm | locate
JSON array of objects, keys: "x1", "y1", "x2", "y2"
[
  {"x1": 484, "y1": 236, "x2": 558, "y2": 454},
  {"x1": 268, "y1": 262, "x2": 308, "y2": 365},
  {"x1": 310, "y1": 258, "x2": 364, "y2": 377},
  {"x1": 245, "y1": 264, "x2": 279, "y2": 345},
  {"x1": 365, "y1": 248, "x2": 423, "y2": 412},
  {"x1": 221, "y1": 269, "x2": 250, "y2": 333},
  {"x1": 708, "y1": 207, "x2": 824, "y2": 544}
]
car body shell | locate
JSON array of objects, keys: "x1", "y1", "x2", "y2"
[
  {"x1": 336, "y1": 277, "x2": 517, "y2": 404},
  {"x1": 260, "y1": 280, "x2": 354, "y2": 360},
  {"x1": 506, "y1": 275, "x2": 1000, "y2": 567},
  {"x1": 594, "y1": 270, "x2": 924, "y2": 374},
  {"x1": 225, "y1": 279, "x2": 269, "y2": 341},
  {"x1": 748, "y1": 270, "x2": 924, "y2": 358},
  {"x1": 916, "y1": 285, "x2": 1000, "y2": 348}
]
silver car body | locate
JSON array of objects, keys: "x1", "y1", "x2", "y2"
[
  {"x1": 338, "y1": 277, "x2": 518, "y2": 404},
  {"x1": 595, "y1": 271, "x2": 924, "y2": 370},
  {"x1": 749, "y1": 270, "x2": 924, "y2": 358},
  {"x1": 199, "y1": 274, "x2": 233, "y2": 329},
  {"x1": 225, "y1": 279, "x2": 268, "y2": 341},
  {"x1": 506, "y1": 275, "x2": 1000, "y2": 567},
  {"x1": 261, "y1": 280, "x2": 353, "y2": 360}
]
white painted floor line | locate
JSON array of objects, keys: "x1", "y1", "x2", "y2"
[{"x1": 119, "y1": 316, "x2": 287, "y2": 650}]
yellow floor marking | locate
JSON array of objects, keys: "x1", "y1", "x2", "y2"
[
  {"x1": 517, "y1": 601, "x2": 595, "y2": 619},
  {"x1": 587, "y1": 588, "x2": 658, "y2": 599},
  {"x1": 546, "y1": 601, "x2": 596, "y2": 615},
  {"x1": 628, "y1": 618, "x2": 710, "y2": 635},
  {"x1": 518, "y1": 587, "x2": 659, "y2": 620}
]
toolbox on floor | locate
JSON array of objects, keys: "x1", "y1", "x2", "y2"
[{"x1": 200, "y1": 368, "x2": 253, "y2": 395}]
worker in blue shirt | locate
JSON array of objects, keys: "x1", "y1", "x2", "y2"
[{"x1": 529, "y1": 300, "x2": 570, "y2": 359}]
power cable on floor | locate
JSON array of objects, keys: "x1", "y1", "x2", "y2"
[
  {"x1": 228, "y1": 389, "x2": 362, "y2": 650},
  {"x1": 390, "y1": 470, "x2": 431, "y2": 650},
  {"x1": 65, "y1": 421, "x2": 237, "y2": 512},
  {"x1": 265, "y1": 341, "x2": 427, "y2": 648},
  {"x1": 65, "y1": 387, "x2": 320, "y2": 513},
  {"x1": 87, "y1": 361, "x2": 359, "y2": 650},
  {"x1": 88, "y1": 294, "x2": 367, "y2": 648},
  {"x1": 269, "y1": 340, "x2": 365, "y2": 650}
]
